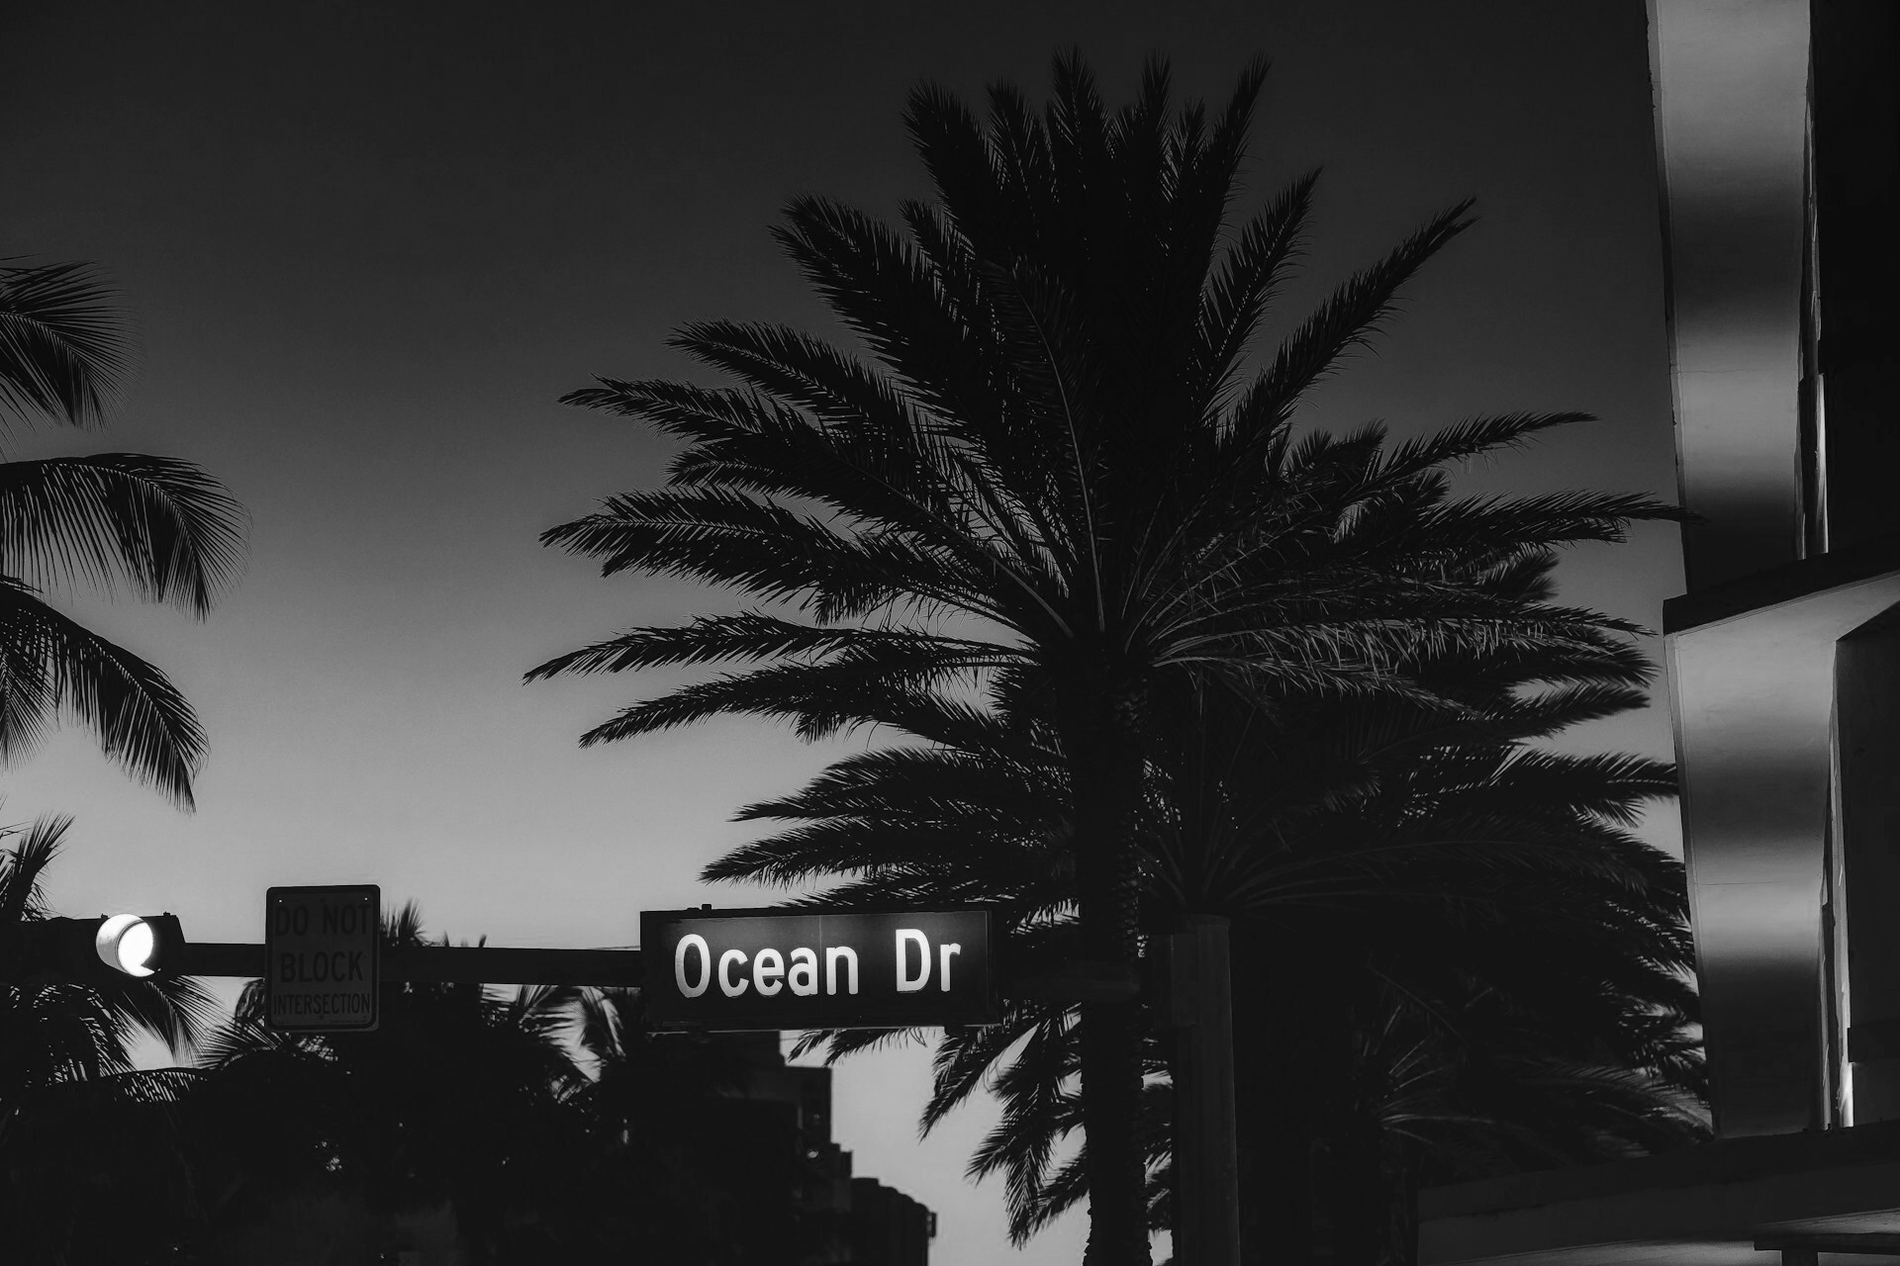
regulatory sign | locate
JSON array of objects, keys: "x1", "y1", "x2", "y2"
[
  {"x1": 641, "y1": 907, "x2": 996, "y2": 1032},
  {"x1": 265, "y1": 885, "x2": 380, "y2": 1032}
]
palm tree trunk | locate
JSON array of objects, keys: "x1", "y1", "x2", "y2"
[
  {"x1": 1063, "y1": 676, "x2": 1153, "y2": 1266},
  {"x1": 1393, "y1": 1138, "x2": 1423, "y2": 1266},
  {"x1": 1078, "y1": 997, "x2": 1149, "y2": 1265},
  {"x1": 1328, "y1": 1114, "x2": 1388, "y2": 1266},
  {"x1": 1232, "y1": 924, "x2": 1314, "y2": 1266}
]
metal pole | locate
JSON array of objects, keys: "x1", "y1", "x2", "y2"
[
  {"x1": 182, "y1": 942, "x2": 1138, "y2": 997},
  {"x1": 1165, "y1": 916, "x2": 1241, "y2": 1266},
  {"x1": 177, "y1": 942, "x2": 646, "y2": 986}
]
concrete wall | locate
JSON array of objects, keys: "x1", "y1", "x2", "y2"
[
  {"x1": 1835, "y1": 610, "x2": 1900, "y2": 1122},
  {"x1": 1648, "y1": 0, "x2": 1810, "y2": 590}
]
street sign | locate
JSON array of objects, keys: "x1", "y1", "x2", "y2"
[
  {"x1": 265, "y1": 885, "x2": 380, "y2": 1032},
  {"x1": 641, "y1": 907, "x2": 996, "y2": 1032}
]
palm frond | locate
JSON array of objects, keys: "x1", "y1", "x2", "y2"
[
  {"x1": 0, "y1": 453, "x2": 245, "y2": 615},
  {"x1": 0, "y1": 577, "x2": 206, "y2": 807},
  {"x1": 0, "y1": 260, "x2": 127, "y2": 430},
  {"x1": 1224, "y1": 199, "x2": 1475, "y2": 451}
]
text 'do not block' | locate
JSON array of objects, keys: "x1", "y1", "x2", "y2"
[{"x1": 265, "y1": 885, "x2": 380, "y2": 1033}]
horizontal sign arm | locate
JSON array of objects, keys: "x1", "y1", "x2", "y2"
[
  {"x1": 179, "y1": 942, "x2": 646, "y2": 987},
  {"x1": 175, "y1": 940, "x2": 1130, "y2": 1001}
]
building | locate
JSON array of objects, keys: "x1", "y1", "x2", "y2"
[
  {"x1": 850, "y1": 1178, "x2": 937, "y2": 1266},
  {"x1": 176, "y1": 1029, "x2": 935, "y2": 1265},
  {"x1": 1422, "y1": 1, "x2": 1900, "y2": 1262},
  {"x1": 727, "y1": 1032, "x2": 938, "y2": 1266}
]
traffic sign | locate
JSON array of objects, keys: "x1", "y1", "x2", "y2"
[
  {"x1": 641, "y1": 907, "x2": 996, "y2": 1032},
  {"x1": 265, "y1": 885, "x2": 380, "y2": 1032}
]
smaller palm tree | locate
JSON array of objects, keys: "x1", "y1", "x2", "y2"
[
  {"x1": 191, "y1": 903, "x2": 591, "y2": 1262},
  {"x1": 1, "y1": 258, "x2": 245, "y2": 807},
  {"x1": 0, "y1": 816, "x2": 217, "y2": 1102},
  {"x1": 0, "y1": 815, "x2": 220, "y2": 1261}
]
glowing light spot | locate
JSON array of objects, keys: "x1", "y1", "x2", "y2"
[{"x1": 95, "y1": 914, "x2": 156, "y2": 978}]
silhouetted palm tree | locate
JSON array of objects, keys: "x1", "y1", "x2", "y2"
[
  {"x1": 190, "y1": 904, "x2": 587, "y2": 1263},
  {"x1": 1, "y1": 258, "x2": 244, "y2": 807},
  {"x1": 0, "y1": 816, "x2": 220, "y2": 1262},
  {"x1": 532, "y1": 54, "x2": 1676, "y2": 1264},
  {"x1": 711, "y1": 551, "x2": 1701, "y2": 1259},
  {"x1": 0, "y1": 817, "x2": 217, "y2": 1101}
]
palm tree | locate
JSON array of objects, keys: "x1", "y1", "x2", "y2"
[
  {"x1": 189, "y1": 903, "x2": 590, "y2": 1263},
  {"x1": 0, "y1": 815, "x2": 220, "y2": 1262},
  {"x1": 0, "y1": 817, "x2": 217, "y2": 1103},
  {"x1": 1312, "y1": 954, "x2": 1702, "y2": 1265},
  {"x1": 1, "y1": 258, "x2": 244, "y2": 807},
  {"x1": 708, "y1": 551, "x2": 1702, "y2": 1260},
  {"x1": 531, "y1": 55, "x2": 1676, "y2": 1263},
  {"x1": 732, "y1": 723, "x2": 1702, "y2": 1263}
]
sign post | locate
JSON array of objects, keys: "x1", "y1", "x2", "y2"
[
  {"x1": 265, "y1": 885, "x2": 380, "y2": 1033},
  {"x1": 641, "y1": 907, "x2": 995, "y2": 1031},
  {"x1": 1160, "y1": 915, "x2": 1241, "y2": 1266}
]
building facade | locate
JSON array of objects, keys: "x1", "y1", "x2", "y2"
[
  {"x1": 1422, "y1": 0, "x2": 1900, "y2": 1261},
  {"x1": 728, "y1": 1032, "x2": 939, "y2": 1266}
]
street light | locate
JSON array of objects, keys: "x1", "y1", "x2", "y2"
[
  {"x1": 4, "y1": 914, "x2": 187, "y2": 985},
  {"x1": 95, "y1": 913, "x2": 163, "y2": 977}
]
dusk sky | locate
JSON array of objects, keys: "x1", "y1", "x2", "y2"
[{"x1": 2, "y1": 2, "x2": 1680, "y2": 1259}]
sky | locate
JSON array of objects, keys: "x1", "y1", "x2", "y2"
[{"x1": 1, "y1": 1, "x2": 1681, "y2": 1260}]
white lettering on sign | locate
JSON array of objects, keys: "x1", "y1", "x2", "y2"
[
  {"x1": 893, "y1": 929, "x2": 960, "y2": 992},
  {"x1": 826, "y1": 945, "x2": 858, "y2": 995},
  {"x1": 676, "y1": 934, "x2": 711, "y2": 998},
  {"x1": 719, "y1": 949, "x2": 750, "y2": 997},
  {"x1": 642, "y1": 908, "x2": 995, "y2": 1033},
  {"x1": 753, "y1": 947, "x2": 784, "y2": 996},
  {"x1": 896, "y1": 929, "x2": 929, "y2": 992},
  {"x1": 682, "y1": 934, "x2": 867, "y2": 998},
  {"x1": 789, "y1": 947, "x2": 818, "y2": 996}
]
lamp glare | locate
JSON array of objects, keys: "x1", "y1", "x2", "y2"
[{"x1": 95, "y1": 914, "x2": 157, "y2": 978}]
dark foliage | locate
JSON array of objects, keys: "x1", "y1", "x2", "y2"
[
  {"x1": 532, "y1": 52, "x2": 1680, "y2": 1266},
  {"x1": 710, "y1": 553, "x2": 1703, "y2": 1261},
  {"x1": 0, "y1": 258, "x2": 245, "y2": 807}
]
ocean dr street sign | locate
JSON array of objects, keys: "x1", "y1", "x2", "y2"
[
  {"x1": 266, "y1": 884, "x2": 380, "y2": 1032},
  {"x1": 642, "y1": 907, "x2": 996, "y2": 1031}
]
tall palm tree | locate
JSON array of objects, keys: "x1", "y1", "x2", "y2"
[
  {"x1": 709, "y1": 551, "x2": 1702, "y2": 1259},
  {"x1": 1, "y1": 258, "x2": 244, "y2": 807},
  {"x1": 531, "y1": 55, "x2": 1676, "y2": 1263}
]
